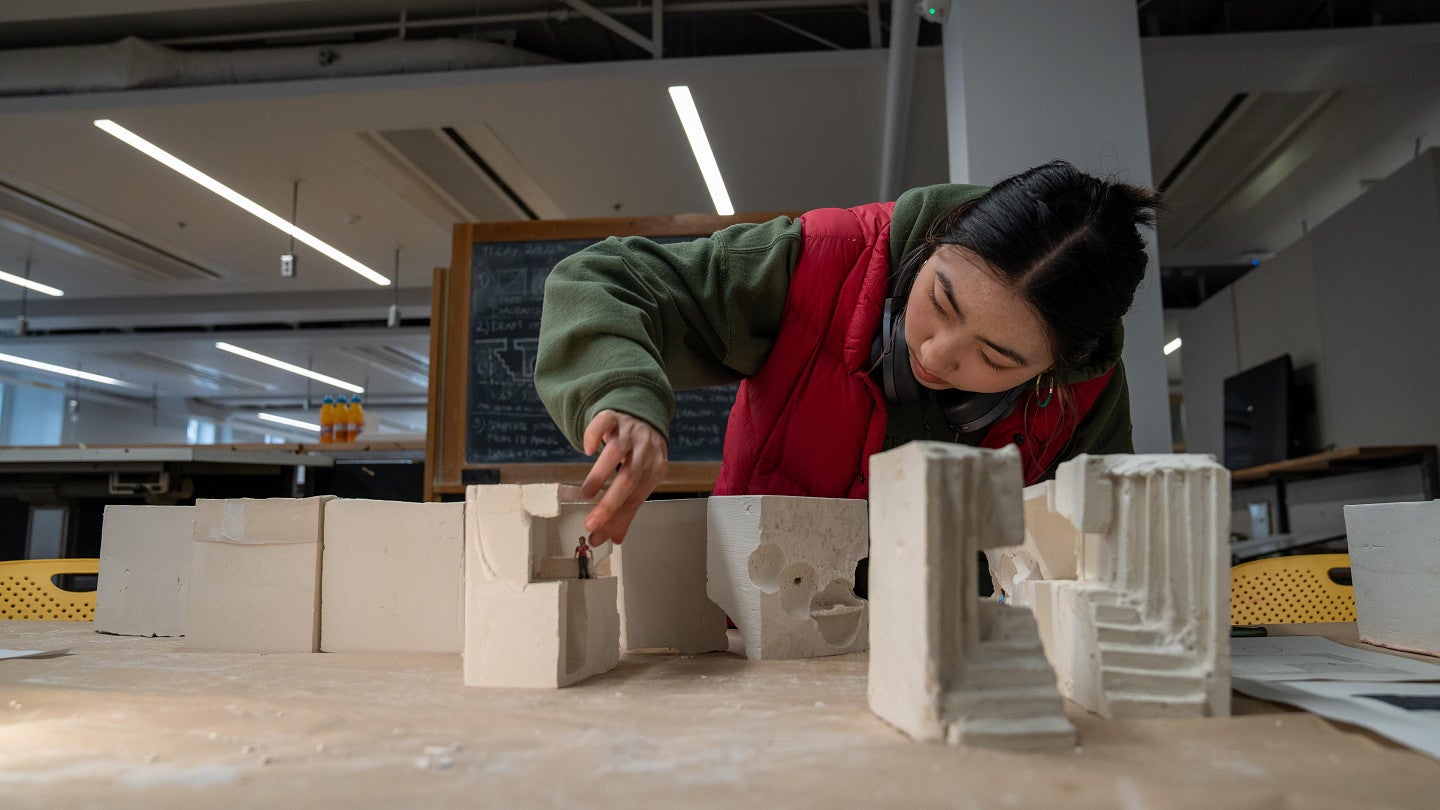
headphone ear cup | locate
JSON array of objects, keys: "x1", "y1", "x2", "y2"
[
  {"x1": 871, "y1": 245, "x2": 932, "y2": 405},
  {"x1": 876, "y1": 300, "x2": 923, "y2": 405}
]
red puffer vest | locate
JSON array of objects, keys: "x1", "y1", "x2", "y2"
[{"x1": 713, "y1": 202, "x2": 1113, "y2": 498}]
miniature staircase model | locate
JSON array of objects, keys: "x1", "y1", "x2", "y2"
[
  {"x1": 1040, "y1": 455, "x2": 1232, "y2": 718},
  {"x1": 868, "y1": 442, "x2": 1075, "y2": 750},
  {"x1": 1088, "y1": 598, "x2": 1214, "y2": 717},
  {"x1": 948, "y1": 599, "x2": 1076, "y2": 747}
]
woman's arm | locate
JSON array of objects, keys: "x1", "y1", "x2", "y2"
[{"x1": 535, "y1": 216, "x2": 802, "y2": 542}]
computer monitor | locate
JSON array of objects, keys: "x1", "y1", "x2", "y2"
[{"x1": 1223, "y1": 354, "x2": 1294, "y2": 470}]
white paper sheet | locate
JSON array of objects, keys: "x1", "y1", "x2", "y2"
[
  {"x1": 1231, "y1": 635, "x2": 1440, "y2": 682},
  {"x1": 1233, "y1": 677, "x2": 1440, "y2": 761},
  {"x1": 0, "y1": 648, "x2": 70, "y2": 661}
]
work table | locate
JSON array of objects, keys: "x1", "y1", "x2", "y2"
[{"x1": 2, "y1": 621, "x2": 1436, "y2": 808}]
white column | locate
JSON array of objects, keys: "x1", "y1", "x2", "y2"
[{"x1": 942, "y1": 1, "x2": 1171, "y2": 453}]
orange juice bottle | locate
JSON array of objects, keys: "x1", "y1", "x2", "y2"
[
  {"x1": 335, "y1": 394, "x2": 352, "y2": 442},
  {"x1": 348, "y1": 395, "x2": 365, "y2": 441},
  {"x1": 319, "y1": 396, "x2": 336, "y2": 443}
]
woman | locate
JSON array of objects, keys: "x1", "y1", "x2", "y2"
[{"x1": 536, "y1": 160, "x2": 1160, "y2": 547}]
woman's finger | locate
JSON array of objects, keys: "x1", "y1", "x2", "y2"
[
  {"x1": 581, "y1": 440, "x2": 627, "y2": 499},
  {"x1": 582, "y1": 410, "x2": 619, "y2": 456}
]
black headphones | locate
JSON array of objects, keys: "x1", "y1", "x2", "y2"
[{"x1": 869, "y1": 248, "x2": 1027, "y2": 434}]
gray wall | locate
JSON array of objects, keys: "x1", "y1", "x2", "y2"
[
  {"x1": 1178, "y1": 148, "x2": 1440, "y2": 461},
  {"x1": 1310, "y1": 150, "x2": 1440, "y2": 448}
]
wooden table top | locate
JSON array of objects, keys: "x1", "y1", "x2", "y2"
[{"x1": 1, "y1": 620, "x2": 1437, "y2": 808}]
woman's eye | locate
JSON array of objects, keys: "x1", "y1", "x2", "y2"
[
  {"x1": 928, "y1": 289, "x2": 946, "y2": 315},
  {"x1": 981, "y1": 354, "x2": 1011, "y2": 371}
]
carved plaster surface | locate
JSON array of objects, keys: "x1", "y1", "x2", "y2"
[
  {"x1": 868, "y1": 442, "x2": 1075, "y2": 749},
  {"x1": 464, "y1": 484, "x2": 618, "y2": 688},
  {"x1": 1003, "y1": 454, "x2": 1231, "y2": 719},
  {"x1": 707, "y1": 496, "x2": 868, "y2": 660},
  {"x1": 1345, "y1": 499, "x2": 1440, "y2": 657},
  {"x1": 609, "y1": 498, "x2": 728, "y2": 654},
  {"x1": 985, "y1": 481, "x2": 1081, "y2": 609}
]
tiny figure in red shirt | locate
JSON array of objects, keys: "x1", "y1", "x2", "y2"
[{"x1": 575, "y1": 536, "x2": 591, "y2": 579}]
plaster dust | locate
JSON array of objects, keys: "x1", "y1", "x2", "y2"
[{"x1": 3, "y1": 622, "x2": 1438, "y2": 809}]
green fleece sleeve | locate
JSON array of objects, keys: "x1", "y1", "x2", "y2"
[
  {"x1": 535, "y1": 216, "x2": 803, "y2": 451},
  {"x1": 1040, "y1": 360, "x2": 1135, "y2": 480}
]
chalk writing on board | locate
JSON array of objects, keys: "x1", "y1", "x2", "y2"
[{"x1": 465, "y1": 237, "x2": 736, "y2": 465}]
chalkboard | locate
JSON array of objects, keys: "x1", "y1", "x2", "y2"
[
  {"x1": 464, "y1": 237, "x2": 737, "y2": 465},
  {"x1": 426, "y1": 212, "x2": 791, "y2": 499}
]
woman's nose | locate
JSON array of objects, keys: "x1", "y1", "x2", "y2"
[{"x1": 921, "y1": 334, "x2": 963, "y2": 372}]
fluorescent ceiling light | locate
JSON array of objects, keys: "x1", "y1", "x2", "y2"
[
  {"x1": 93, "y1": 119, "x2": 390, "y2": 287},
  {"x1": 257, "y1": 412, "x2": 320, "y2": 432},
  {"x1": 215, "y1": 342, "x2": 364, "y2": 394},
  {"x1": 1164, "y1": 337, "x2": 1182, "y2": 356},
  {"x1": 0, "y1": 268, "x2": 62, "y2": 297},
  {"x1": 667, "y1": 86, "x2": 735, "y2": 216},
  {"x1": 0, "y1": 351, "x2": 130, "y2": 387}
]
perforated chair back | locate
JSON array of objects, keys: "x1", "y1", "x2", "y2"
[
  {"x1": 0, "y1": 558, "x2": 99, "y2": 621},
  {"x1": 1230, "y1": 553, "x2": 1355, "y2": 625}
]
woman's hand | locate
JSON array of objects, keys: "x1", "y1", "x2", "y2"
[{"x1": 580, "y1": 409, "x2": 669, "y2": 545}]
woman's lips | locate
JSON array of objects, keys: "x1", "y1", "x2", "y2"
[{"x1": 911, "y1": 354, "x2": 945, "y2": 386}]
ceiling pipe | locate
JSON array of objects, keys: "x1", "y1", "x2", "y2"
[{"x1": 878, "y1": 0, "x2": 920, "y2": 201}]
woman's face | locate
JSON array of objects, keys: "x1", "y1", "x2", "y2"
[{"x1": 902, "y1": 245, "x2": 1054, "y2": 394}]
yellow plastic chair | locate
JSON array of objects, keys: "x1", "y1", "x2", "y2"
[
  {"x1": 0, "y1": 558, "x2": 99, "y2": 621},
  {"x1": 1230, "y1": 553, "x2": 1355, "y2": 625}
]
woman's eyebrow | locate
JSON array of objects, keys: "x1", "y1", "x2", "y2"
[
  {"x1": 980, "y1": 337, "x2": 1029, "y2": 367},
  {"x1": 937, "y1": 269, "x2": 1030, "y2": 366},
  {"x1": 936, "y1": 270, "x2": 962, "y2": 314}
]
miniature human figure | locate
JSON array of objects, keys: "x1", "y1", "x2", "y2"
[
  {"x1": 574, "y1": 536, "x2": 591, "y2": 579},
  {"x1": 537, "y1": 161, "x2": 1160, "y2": 559}
]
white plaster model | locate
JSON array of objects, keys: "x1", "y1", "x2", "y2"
[
  {"x1": 707, "y1": 495, "x2": 868, "y2": 660},
  {"x1": 868, "y1": 442, "x2": 1075, "y2": 750},
  {"x1": 1345, "y1": 499, "x2": 1440, "y2": 657},
  {"x1": 95, "y1": 505, "x2": 195, "y2": 637},
  {"x1": 184, "y1": 496, "x2": 333, "y2": 653},
  {"x1": 1015, "y1": 454, "x2": 1231, "y2": 718},
  {"x1": 320, "y1": 499, "x2": 465, "y2": 654},
  {"x1": 464, "y1": 484, "x2": 618, "y2": 688},
  {"x1": 608, "y1": 498, "x2": 728, "y2": 654},
  {"x1": 985, "y1": 481, "x2": 1080, "y2": 609}
]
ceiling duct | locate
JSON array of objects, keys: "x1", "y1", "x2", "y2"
[
  {"x1": 337, "y1": 344, "x2": 430, "y2": 388},
  {"x1": 191, "y1": 393, "x2": 426, "y2": 409},
  {"x1": 0, "y1": 179, "x2": 222, "y2": 281},
  {"x1": 103, "y1": 351, "x2": 274, "y2": 393},
  {"x1": 0, "y1": 36, "x2": 555, "y2": 97}
]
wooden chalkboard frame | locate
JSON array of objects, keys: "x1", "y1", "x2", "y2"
[{"x1": 425, "y1": 213, "x2": 792, "y2": 500}]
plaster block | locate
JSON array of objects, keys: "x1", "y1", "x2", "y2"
[
  {"x1": 320, "y1": 499, "x2": 465, "y2": 654},
  {"x1": 184, "y1": 496, "x2": 333, "y2": 653},
  {"x1": 464, "y1": 483, "x2": 619, "y2": 688},
  {"x1": 707, "y1": 495, "x2": 868, "y2": 660},
  {"x1": 868, "y1": 442, "x2": 1074, "y2": 750},
  {"x1": 610, "y1": 498, "x2": 727, "y2": 654},
  {"x1": 465, "y1": 577, "x2": 620, "y2": 688},
  {"x1": 1345, "y1": 499, "x2": 1440, "y2": 657},
  {"x1": 1020, "y1": 455, "x2": 1231, "y2": 718},
  {"x1": 95, "y1": 505, "x2": 195, "y2": 637}
]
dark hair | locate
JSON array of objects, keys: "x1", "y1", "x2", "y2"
[{"x1": 920, "y1": 160, "x2": 1161, "y2": 373}]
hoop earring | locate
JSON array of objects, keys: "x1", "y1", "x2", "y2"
[{"x1": 1036, "y1": 373, "x2": 1055, "y2": 408}]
